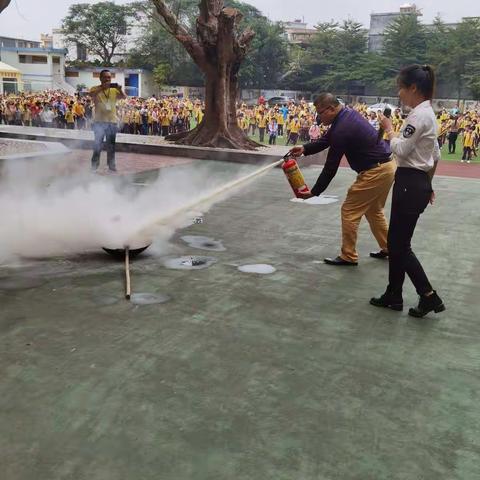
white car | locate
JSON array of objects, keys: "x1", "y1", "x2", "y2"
[{"x1": 366, "y1": 102, "x2": 398, "y2": 114}]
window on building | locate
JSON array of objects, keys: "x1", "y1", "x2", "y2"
[
  {"x1": 3, "y1": 78, "x2": 18, "y2": 94},
  {"x1": 76, "y1": 43, "x2": 87, "y2": 61},
  {"x1": 19, "y1": 55, "x2": 48, "y2": 64},
  {"x1": 52, "y1": 57, "x2": 60, "y2": 64},
  {"x1": 65, "y1": 71, "x2": 79, "y2": 78},
  {"x1": 1, "y1": 38, "x2": 16, "y2": 47}
]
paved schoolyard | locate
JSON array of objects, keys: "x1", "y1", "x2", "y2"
[{"x1": 1, "y1": 158, "x2": 479, "y2": 480}]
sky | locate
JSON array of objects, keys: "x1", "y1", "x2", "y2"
[{"x1": 0, "y1": 0, "x2": 477, "y2": 40}]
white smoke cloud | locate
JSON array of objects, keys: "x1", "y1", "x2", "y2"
[{"x1": 0, "y1": 153, "x2": 274, "y2": 264}]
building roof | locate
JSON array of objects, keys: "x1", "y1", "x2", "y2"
[
  {"x1": 0, "y1": 35, "x2": 39, "y2": 43},
  {"x1": 0, "y1": 61, "x2": 20, "y2": 73},
  {"x1": 0, "y1": 46, "x2": 67, "y2": 54}
]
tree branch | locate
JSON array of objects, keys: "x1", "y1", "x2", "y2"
[
  {"x1": 0, "y1": 0, "x2": 10, "y2": 14},
  {"x1": 151, "y1": 0, "x2": 207, "y2": 67},
  {"x1": 236, "y1": 27, "x2": 255, "y2": 60}
]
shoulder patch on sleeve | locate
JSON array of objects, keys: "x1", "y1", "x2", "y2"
[{"x1": 403, "y1": 124, "x2": 416, "y2": 138}]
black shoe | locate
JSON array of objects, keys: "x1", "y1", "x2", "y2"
[
  {"x1": 370, "y1": 250, "x2": 389, "y2": 259},
  {"x1": 108, "y1": 167, "x2": 118, "y2": 173},
  {"x1": 408, "y1": 291, "x2": 446, "y2": 318},
  {"x1": 324, "y1": 256, "x2": 358, "y2": 266},
  {"x1": 370, "y1": 292, "x2": 403, "y2": 311}
]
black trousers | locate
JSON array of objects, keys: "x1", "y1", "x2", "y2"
[
  {"x1": 448, "y1": 132, "x2": 458, "y2": 153},
  {"x1": 387, "y1": 168, "x2": 433, "y2": 297},
  {"x1": 91, "y1": 122, "x2": 117, "y2": 169},
  {"x1": 462, "y1": 147, "x2": 472, "y2": 160}
]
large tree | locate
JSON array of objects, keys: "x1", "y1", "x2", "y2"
[
  {"x1": 0, "y1": 0, "x2": 10, "y2": 14},
  {"x1": 446, "y1": 18, "x2": 480, "y2": 101},
  {"x1": 383, "y1": 14, "x2": 427, "y2": 70},
  {"x1": 297, "y1": 20, "x2": 384, "y2": 96},
  {"x1": 62, "y1": 2, "x2": 139, "y2": 65},
  {"x1": 131, "y1": 0, "x2": 288, "y2": 90},
  {"x1": 150, "y1": 0, "x2": 258, "y2": 149}
]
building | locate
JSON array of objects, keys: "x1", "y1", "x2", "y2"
[
  {"x1": 65, "y1": 66, "x2": 155, "y2": 98},
  {"x1": 282, "y1": 20, "x2": 317, "y2": 46},
  {"x1": 0, "y1": 60, "x2": 21, "y2": 94},
  {"x1": 0, "y1": 35, "x2": 71, "y2": 92},
  {"x1": 368, "y1": 3, "x2": 423, "y2": 52},
  {"x1": 367, "y1": 5, "x2": 478, "y2": 53}
]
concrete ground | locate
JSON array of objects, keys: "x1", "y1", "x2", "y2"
[{"x1": 1, "y1": 161, "x2": 480, "y2": 480}]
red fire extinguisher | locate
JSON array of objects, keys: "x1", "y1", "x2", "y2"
[{"x1": 282, "y1": 155, "x2": 311, "y2": 198}]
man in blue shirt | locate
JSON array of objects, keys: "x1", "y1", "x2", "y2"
[{"x1": 289, "y1": 93, "x2": 396, "y2": 266}]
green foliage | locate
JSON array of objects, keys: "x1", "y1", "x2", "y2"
[
  {"x1": 233, "y1": 5, "x2": 289, "y2": 88},
  {"x1": 152, "y1": 63, "x2": 172, "y2": 88},
  {"x1": 62, "y1": 2, "x2": 139, "y2": 65},
  {"x1": 464, "y1": 60, "x2": 480, "y2": 100},
  {"x1": 299, "y1": 13, "x2": 480, "y2": 100},
  {"x1": 127, "y1": 1, "x2": 203, "y2": 85},
  {"x1": 426, "y1": 16, "x2": 480, "y2": 100},
  {"x1": 299, "y1": 20, "x2": 375, "y2": 94},
  {"x1": 382, "y1": 14, "x2": 427, "y2": 70}
]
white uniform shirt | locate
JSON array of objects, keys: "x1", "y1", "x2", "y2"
[{"x1": 391, "y1": 100, "x2": 440, "y2": 172}]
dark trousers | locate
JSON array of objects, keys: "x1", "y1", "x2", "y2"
[
  {"x1": 462, "y1": 147, "x2": 472, "y2": 160},
  {"x1": 91, "y1": 122, "x2": 117, "y2": 170},
  {"x1": 269, "y1": 134, "x2": 277, "y2": 145},
  {"x1": 278, "y1": 124, "x2": 284, "y2": 136},
  {"x1": 259, "y1": 127, "x2": 265, "y2": 143},
  {"x1": 286, "y1": 132, "x2": 298, "y2": 145},
  {"x1": 76, "y1": 117, "x2": 85, "y2": 130},
  {"x1": 387, "y1": 168, "x2": 433, "y2": 297},
  {"x1": 448, "y1": 132, "x2": 458, "y2": 153}
]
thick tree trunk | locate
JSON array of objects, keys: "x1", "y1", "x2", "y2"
[
  {"x1": 152, "y1": 0, "x2": 259, "y2": 150},
  {"x1": 168, "y1": 69, "x2": 260, "y2": 149}
]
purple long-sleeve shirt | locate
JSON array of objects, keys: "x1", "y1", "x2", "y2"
[{"x1": 303, "y1": 108, "x2": 392, "y2": 196}]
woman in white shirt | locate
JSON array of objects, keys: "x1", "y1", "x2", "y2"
[{"x1": 370, "y1": 64, "x2": 445, "y2": 318}]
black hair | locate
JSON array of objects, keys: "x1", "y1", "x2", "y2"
[
  {"x1": 99, "y1": 69, "x2": 111, "y2": 79},
  {"x1": 397, "y1": 64, "x2": 435, "y2": 100},
  {"x1": 314, "y1": 93, "x2": 340, "y2": 108}
]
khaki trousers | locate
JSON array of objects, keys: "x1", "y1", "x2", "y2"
[{"x1": 340, "y1": 160, "x2": 396, "y2": 262}]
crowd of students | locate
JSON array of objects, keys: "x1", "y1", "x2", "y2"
[
  {"x1": 0, "y1": 90, "x2": 478, "y2": 160},
  {"x1": 435, "y1": 109, "x2": 480, "y2": 162}
]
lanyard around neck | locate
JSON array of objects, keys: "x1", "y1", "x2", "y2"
[{"x1": 101, "y1": 88, "x2": 111, "y2": 104}]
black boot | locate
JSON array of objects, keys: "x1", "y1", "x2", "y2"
[
  {"x1": 370, "y1": 290, "x2": 403, "y2": 311},
  {"x1": 408, "y1": 291, "x2": 446, "y2": 318}
]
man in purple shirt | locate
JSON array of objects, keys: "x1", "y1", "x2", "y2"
[{"x1": 289, "y1": 93, "x2": 396, "y2": 266}]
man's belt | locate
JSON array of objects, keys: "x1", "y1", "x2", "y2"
[{"x1": 359, "y1": 156, "x2": 393, "y2": 173}]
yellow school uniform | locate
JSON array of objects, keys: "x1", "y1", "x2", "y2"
[
  {"x1": 257, "y1": 116, "x2": 267, "y2": 128},
  {"x1": 463, "y1": 132, "x2": 474, "y2": 148},
  {"x1": 289, "y1": 120, "x2": 300, "y2": 134},
  {"x1": 65, "y1": 110, "x2": 75, "y2": 123}
]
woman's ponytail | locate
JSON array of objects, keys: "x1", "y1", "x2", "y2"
[{"x1": 398, "y1": 64, "x2": 436, "y2": 100}]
